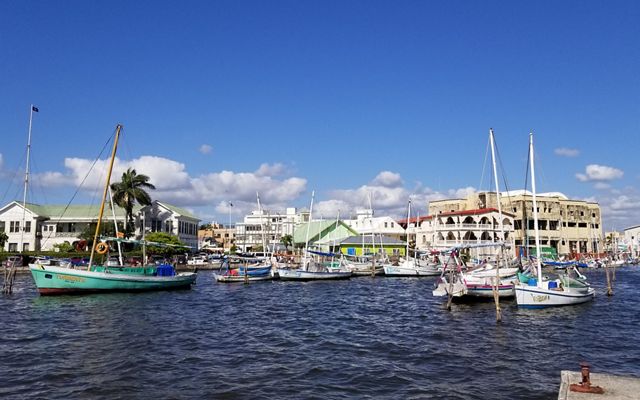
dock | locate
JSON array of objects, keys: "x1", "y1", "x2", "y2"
[{"x1": 559, "y1": 369, "x2": 640, "y2": 400}]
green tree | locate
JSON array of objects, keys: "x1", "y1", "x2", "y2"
[
  {"x1": 54, "y1": 241, "x2": 74, "y2": 252},
  {"x1": 0, "y1": 231, "x2": 8, "y2": 249},
  {"x1": 280, "y1": 234, "x2": 293, "y2": 251},
  {"x1": 145, "y1": 232, "x2": 188, "y2": 257},
  {"x1": 110, "y1": 168, "x2": 156, "y2": 233},
  {"x1": 78, "y1": 221, "x2": 126, "y2": 247}
]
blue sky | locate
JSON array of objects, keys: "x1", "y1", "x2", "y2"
[{"x1": 1, "y1": 1, "x2": 639, "y2": 230}]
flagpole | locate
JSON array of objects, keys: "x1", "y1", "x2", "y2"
[{"x1": 19, "y1": 105, "x2": 35, "y2": 253}]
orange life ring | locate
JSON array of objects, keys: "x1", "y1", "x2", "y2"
[{"x1": 96, "y1": 242, "x2": 108, "y2": 254}]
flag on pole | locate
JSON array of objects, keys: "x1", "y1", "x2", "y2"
[
  {"x1": 229, "y1": 202, "x2": 233, "y2": 207},
  {"x1": 32, "y1": 106, "x2": 39, "y2": 112}
]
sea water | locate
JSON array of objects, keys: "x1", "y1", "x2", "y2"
[{"x1": 1, "y1": 267, "x2": 639, "y2": 399}]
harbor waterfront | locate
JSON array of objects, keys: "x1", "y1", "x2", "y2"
[{"x1": 1, "y1": 267, "x2": 639, "y2": 399}]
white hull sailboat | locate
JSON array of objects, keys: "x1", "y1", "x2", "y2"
[
  {"x1": 278, "y1": 191, "x2": 352, "y2": 282},
  {"x1": 383, "y1": 259, "x2": 440, "y2": 276},
  {"x1": 514, "y1": 133, "x2": 595, "y2": 308}
]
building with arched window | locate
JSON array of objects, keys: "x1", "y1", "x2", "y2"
[{"x1": 423, "y1": 191, "x2": 602, "y2": 258}]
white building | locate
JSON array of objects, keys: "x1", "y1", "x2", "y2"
[
  {"x1": 0, "y1": 200, "x2": 200, "y2": 252},
  {"x1": 412, "y1": 208, "x2": 515, "y2": 259},
  {"x1": 623, "y1": 225, "x2": 639, "y2": 257},
  {"x1": 343, "y1": 209, "x2": 405, "y2": 240},
  {"x1": 235, "y1": 207, "x2": 306, "y2": 252}
]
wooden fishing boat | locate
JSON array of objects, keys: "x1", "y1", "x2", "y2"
[{"x1": 28, "y1": 124, "x2": 197, "y2": 295}]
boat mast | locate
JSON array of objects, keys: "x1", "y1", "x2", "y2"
[
  {"x1": 489, "y1": 129, "x2": 505, "y2": 247},
  {"x1": 332, "y1": 210, "x2": 340, "y2": 266},
  {"x1": 108, "y1": 186, "x2": 124, "y2": 266},
  {"x1": 256, "y1": 192, "x2": 267, "y2": 256},
  {"x1": 405, "y1": 199, "x2": 411, "y2": 260},
  {"x1": 19, "y1": 105, "x2": 36, "y2": 253},
  {"x1": 302, "y1": 190, "x2": 315, "y2": 270},
  {"x1": 89, "y1": 124, "x2": 122, "y2": 270},
  {"x1": 368, "y1": 192, "x2": 376, "y2": 257},
  {"x1": 529, "y1": 132, "x2": 543, "y2": 286}
]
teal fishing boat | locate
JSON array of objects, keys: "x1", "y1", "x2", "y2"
[{"x1": 29, "y1": 124, "x2": 196, "y2": 295}]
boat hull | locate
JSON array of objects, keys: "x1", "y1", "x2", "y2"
[
  {"x1": 29, "y1": 264, "x2": 197, "y2": 295},
  {"x1": 514, "y1": 284, "x2": 595, "y2": 308},
  {"x1": 278, "y1": 269, "x2": 351, "y2": 281},
  {"x1": 214, "y1": 273, "x2": 272, "y2": 283},
  {"x1": 464, "y1": 283, "x2": 515, "y2": 298},
  {"x1": 383, "y1": 265, "x2": 440, "y2": 277}
]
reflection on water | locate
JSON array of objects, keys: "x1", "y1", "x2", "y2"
[{"x1": 1, "y1": 267, "x2": 639, "y2": 399}]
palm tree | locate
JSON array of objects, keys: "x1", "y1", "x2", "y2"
[
  {"x1": 110, "y1": 168, "x2": 156, "y2": 233},
  {"x1": 280, "y1": 234, "x2": 293, "y2": 252}
]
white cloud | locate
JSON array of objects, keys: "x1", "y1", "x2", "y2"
[
  {"x1": 576, "y1": 164, "x2": 623, "y2": 182},
  {"x1": 554, "y1": 147, "x2": 580, "y2": 157},
  {"x1": 31, "y1": 155, "x2": 307, "y2": 217},
  {"x1": 318, "y1": 173, "x2": 474, "y2": 219},
  {"x1": 199, "y1": 144, "x2": 213, "y2": 155},
  {"x1": 314, "y1": 199, "x2": 353, "y2": 219},
  {"x1": 255, "y1": 163, "x2": 286, "y2": 177},
  {"x1": 371, "y1": 171, "x2": 403, "y2": 188},
  {"x1": 594, "y1": 182, "x2": 611, "y2": 190}
]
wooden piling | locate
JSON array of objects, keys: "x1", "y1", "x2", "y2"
[
  {"x1": 605, "y1": 264, "x2": 613, "y2": 296},
  {"x1": 2, "y1": 263, "x2": 17, "y2": 295},
  {"x1": 371, "y1": 254, "x2": 376, "y2": 278},
  {"x1": 492, "y1": 256, "x2": 502, "y2": 323}
]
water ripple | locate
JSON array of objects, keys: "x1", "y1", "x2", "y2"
[{"x1": 1, "y1": 268, "x2": 639, "y2": 399}]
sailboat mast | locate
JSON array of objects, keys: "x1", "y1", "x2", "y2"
[
  {"x1": 19, "y1": 105, "x2": 35, "y2": 253},
  {"x1": 256, "y1": 192, "x2": 267, "y2": 256},
  {"x1": 89, "y1": 124, "x2": 122, "y2": 269},
  {"x1": 489, "y1": 129, "x2": 504, "y2": 241},
  {"x1": 368, "y1": 192, "x2": 375, "y2": 255},
  {"x1": 529, "y1": 132, "x2": 543, "y2": 285},
  {"x1": 108, "y1": 186, "x2": 124, "y2": 266},
  {"x1": 406, "y1": 199, "x2": 411, "y2": 260},
  {"x1": 302, "y1": 190, "x2": 315, "y2": 269},
  {"x1": 332, "y1": 210, "x2": 340, "y2": 265}
]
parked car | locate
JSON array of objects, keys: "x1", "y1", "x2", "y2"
[{"x1": 187, "y1": 256, "x2": 207, "y2": 265}]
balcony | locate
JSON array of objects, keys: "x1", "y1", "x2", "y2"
[{"x1": 436, "y1": 223, "x2": 513, "y2": 231}]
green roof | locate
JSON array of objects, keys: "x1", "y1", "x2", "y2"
[
  {"x1": 23, "y1": 202, "x2": 129, "y2": 219},
  {"x1": 156, "y1": 201, "x2": 197, "y2": 219},
  {"x1": 293, "y1": 220, "x2": 358, "y2": 244},
  {"x1": 11, "y1": 200, "x2": 199, "y2": 222}
]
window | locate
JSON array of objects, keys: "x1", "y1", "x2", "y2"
[
  {"x1": 25, "y1": 221, "x2": 31, "y2": 233},
  {"x1": 384, "y1": 222, "x2": 388, "y2": 228},
  {"x1": 391, "y1": 223, "x2": 394, "y2": 227},
  {"x1": 0, "y1": 222, "x2": 5, "y2": 232},
  {"x1": 8, "y1": 243, "x2": 17, "y2": 251},
  {"x1": 10, "y1": 221, "x2": 20, "y2": 233}
]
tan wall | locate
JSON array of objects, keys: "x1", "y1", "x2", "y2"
[{"x1": 428, "y1": 192, "x2": 603, "y2": 257}]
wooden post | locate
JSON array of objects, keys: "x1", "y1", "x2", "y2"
[
  {"x1": 371, "y1": 253, "x2": 376, "y2": 278},
  {"x1": 446, "y1": 251, "x2": 455, "y2": 311},
  {"x1": 492, "y1": 250, "x2": 502, "y2": 323},
  {"x1": 2, "y1": 262, "x2": 17, "y2": 295},
  {"x1": 605, "y1": 264, "x2": 613, "y2": 296}
]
